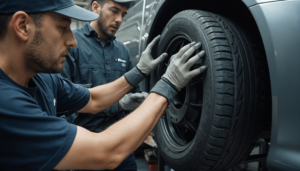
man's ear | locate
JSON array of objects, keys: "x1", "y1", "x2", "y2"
[
  {"x1": 11, "y1": 11, "x2": 33, "y2": 42},
  {"x1": 92, "y1": 1, "x2": 102, "y2": 14}
]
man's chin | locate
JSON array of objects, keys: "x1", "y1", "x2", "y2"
[
  {"x1": 111, "y1": 29, "x2": 118, "y2": 34},
  {"x1": 106, "y1": 30, "x2": 116, "y2": 38},
  {"x1": 107, "y1": 34, "x2": 115, "y2": 38},
  {"x1": 46, "y1": 64, "x2": 64, "y2": 74},
  {"x1": 56, "y1": 65, "x2": 64, "y2": 73}
]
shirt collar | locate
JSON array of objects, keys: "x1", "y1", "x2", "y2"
[
  {"x1": 83, "y1": 22, "x2": 95, "y2": 36},
  {"x1": 83, "y1": 22, "x2": 116, "y2": 43}
]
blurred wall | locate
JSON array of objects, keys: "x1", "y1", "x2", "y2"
[{"x1": 72, "y1": 0, "x2": 93, "y2": 30}]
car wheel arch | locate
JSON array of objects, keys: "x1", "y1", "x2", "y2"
[
  {"x1": 144, "y1": 0, "x2": 272, "y2": 111},
  {"x1": 145, "y1": 0, "x2": 267, "y2": 60}
]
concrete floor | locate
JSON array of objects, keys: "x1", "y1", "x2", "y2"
[{"x1": 135, "y1": 147, "x2": 261, "y2": 171}]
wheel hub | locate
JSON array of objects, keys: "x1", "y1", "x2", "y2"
[{"x1": 166, "y1": 86, "x2": 189, "y2": 124}]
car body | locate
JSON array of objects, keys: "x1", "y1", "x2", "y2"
[{"x1": 115, "y1": 0, "x2": 300, "y2": 170}]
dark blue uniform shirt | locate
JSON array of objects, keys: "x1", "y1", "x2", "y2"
[
  {"x1": 0, "y1": 69, "x2": 90, "y2": 171},
  {"x1": 60, "y1": 22, "x2": 140, "y2": 133}
]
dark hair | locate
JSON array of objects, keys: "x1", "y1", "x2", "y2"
[
  {"x1": 0, "y1": 14, "x2": 12, "y2": 40},
  {"x1": 0, "y1": 13, "x2": 44, "y2": 40},
  {"x1": 92, "y1": 0, "x2": 131, "y2": 9}
]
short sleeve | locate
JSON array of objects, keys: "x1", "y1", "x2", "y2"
[
  {"x1": 0, "y1": 87, "x2": 77, "y2": 171},
  {"x1": 55, "y1": 75, "x2": 91, "y2": 116}
]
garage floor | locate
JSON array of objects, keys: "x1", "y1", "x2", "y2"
[{"x1": 136, "y1": 147, "x2": 260, "y2": 171}]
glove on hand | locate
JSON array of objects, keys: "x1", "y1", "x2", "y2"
[
  {"x1": 162, "y1": 42, "x2": 207, "y2": 91},
  {"x1": 124, "y1": 35, "x2": 168, "y2": 87},
  {"x1": 150, "y1": 42, "x2": 207, "y2": 104},
  {"x1": 137, "y1": 35, "x2": 168, "y2": 75},
  {"x1": 119, "y1": 92, "x2": 149, "y2": 111}
]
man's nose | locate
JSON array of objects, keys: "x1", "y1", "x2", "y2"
[
  {"x1": 115, "y1": 14, "x2": 123, "y2": 23},
  {"x1": 66, "y1": 31, "x2": 78, "y2": 48}
]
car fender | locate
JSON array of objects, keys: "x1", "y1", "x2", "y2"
[
  {"x1": 242, "y1": 0, "x2": 285, "y2": 7},
  {"x1": 140, "y1": 0, "x2": 166, "y2": 53},
  {"x1": 246, "y1": 1, "x2": 300, "y2": 171}
]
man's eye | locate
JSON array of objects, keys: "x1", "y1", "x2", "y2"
[
  {"x1": 60, "y1": 27, "x2": 67, "y2": 32},
  {"x1": 112, "y1": 10, "x2": 117, "y2": 14}
]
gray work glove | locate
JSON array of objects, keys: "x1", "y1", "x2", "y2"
[
  {"x1": 119, "y1": 92, "x2": 149, "y2": 111},
  {"x1": 124, "y1": 35, "x2": 168, "y2": 87},
  {"x1": 150, "y1": 42, "x2": 207, "y2": 104},
  {"x1": 137, "y1": 35, "x2": 168, "y2": 75},
  {"x1": 163, "y1": 42, "x2": 206, "y2": 91}
]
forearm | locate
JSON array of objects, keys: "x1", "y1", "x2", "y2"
[
  {"x1": 78, "y1": 76, "x2": 133, "y2": 114},
  {"x1": 99, "y1": 93, "x2": 167, "y2": 165}
]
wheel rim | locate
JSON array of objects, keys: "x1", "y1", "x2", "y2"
[{"x1": 156, "y1": 34, "x2": 204, "y2": 152}]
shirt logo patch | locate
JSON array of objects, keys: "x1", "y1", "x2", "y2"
[
  {"x1": 122, "y1": 63, "x2": 126, "y2": 67},
  {"x1": 53, "y1": 98, "x2": 56, "y2": 106},
  {"x1": 117, "y1": 58, "x2": 126, "y2": 63}
]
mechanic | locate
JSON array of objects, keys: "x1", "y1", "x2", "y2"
[
  {"x1": 0, "y1": 0, "x2": 207, "y2": 170},
  {"x1": 59, "y1": 1, "x2": 143, "y2": 170}
]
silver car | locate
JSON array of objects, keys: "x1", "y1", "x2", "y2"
[{"x1": 116, "y1": 0, "x2": 300, "y2": 170}]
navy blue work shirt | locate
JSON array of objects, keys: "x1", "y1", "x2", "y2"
[
  {"x1": 0, "y1": 69, "x2": 90, "y2": 171},
  {"x1": 59, "y1": 22, "x2": 140, "y2": 133}
]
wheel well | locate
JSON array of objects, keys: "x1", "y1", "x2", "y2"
[{"x1": 148, "y1": 0, "x2": 263, "y2": 47}]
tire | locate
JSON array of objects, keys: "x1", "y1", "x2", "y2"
[{"x1": 151, "y1": 10, "x2": 270, "y2": 171}]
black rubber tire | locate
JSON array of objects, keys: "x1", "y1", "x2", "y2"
[{"x1": 151, "y1": 10, "x2": 270, "y2": 171}]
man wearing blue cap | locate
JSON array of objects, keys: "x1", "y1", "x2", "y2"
[
  {"x1": 0, "y1": 0, "x2": 207, "y2": 170},
  {"x1": 59, "y1": 0, "x2": 143, "y2": 170}
]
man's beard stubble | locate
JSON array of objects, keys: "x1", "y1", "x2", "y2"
[{"x1": 24, "y1": 28, "x2": 68, "y2": 73}]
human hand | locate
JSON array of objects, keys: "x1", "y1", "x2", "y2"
[
  {"x1": 162, "y1": 42, "x2": 207, "y2": 91},
  {"x1": 119, "y1": 92, "x2": 149, "y2": 111},
  {"x1": 137, "y1": 35, "x2": 168, "y2": 75}
]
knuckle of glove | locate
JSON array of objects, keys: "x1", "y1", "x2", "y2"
[
  {"x1": 173, "y1": 62, "x2": 180, "y2": 69},
  {"x1": 170, "y1": 59, "x2": 175, "y2": 65}
]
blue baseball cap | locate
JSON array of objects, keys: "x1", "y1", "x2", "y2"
[
  {"x1": 0, "y1": 0, "x2": 99, "y2": 21},
  {"x1": 114, "y1": 0, "x2": 136, "y2": 8},
  {"x1": 91, "y1": 0, "x2": 136, "y2": 8}
]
